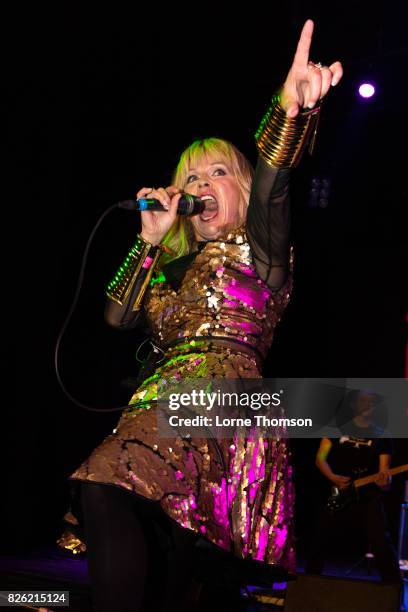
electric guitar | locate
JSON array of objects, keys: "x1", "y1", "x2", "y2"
[{"x1": 327, "y1": 463, "x2": 408, "y2": 514}]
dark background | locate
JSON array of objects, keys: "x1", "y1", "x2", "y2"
[{"x1": 7, "y1": 0, "x2": 407, "y2": 562}]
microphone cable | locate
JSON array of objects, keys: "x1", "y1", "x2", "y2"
[{"x1": 55, "y1": 202, "x2": 152, "y2": 413}]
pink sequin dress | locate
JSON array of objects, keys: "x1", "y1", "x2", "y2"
[{"x1": 68, "y1": 161, "x2": 296, "y2": 571}]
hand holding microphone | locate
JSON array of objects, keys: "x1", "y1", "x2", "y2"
[
  {"x1": 117, "y1": 185, "x2": 206, "y2": 246},
  {"x1": 133, "y1": 186, "x2": 181, "y2": 247}
]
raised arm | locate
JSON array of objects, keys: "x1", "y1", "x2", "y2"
[
  {"x1": 246, "y1": 161, "x2": 291, "y2": 291},
  {"x1": 247, "y1": 20, "x2": 343, "y2": 291}
]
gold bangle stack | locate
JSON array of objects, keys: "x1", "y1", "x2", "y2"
[
  {"x1": 255, "y1": 92, "x2": 321, "y2": 168},
  {"x1": 106, "y1": 234, "x2": 161, "y2": 310}
]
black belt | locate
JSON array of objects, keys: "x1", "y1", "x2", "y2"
[{"x1": 164, "y1": 335, "x2": 264, "y2": 370}]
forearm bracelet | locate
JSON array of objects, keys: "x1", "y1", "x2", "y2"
[
  {"x1": 106, "y1": 234, "x2": 161, "y2": 311},
  {"x1": 255, "y1": 92, "x2": 321, "y2": 168}
]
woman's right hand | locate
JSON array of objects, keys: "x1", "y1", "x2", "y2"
[{"x1": 137, "y1": 185, "x2": 182, "y2": 245}]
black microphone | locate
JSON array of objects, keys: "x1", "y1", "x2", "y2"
[{"x1": 117, "y1": 194, "x2": 205, "y2": 216}]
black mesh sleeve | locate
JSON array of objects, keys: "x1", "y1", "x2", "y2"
[
  {"x1": 104, "y1": 282, "x2": 149, "y2": 330},
  {"x1": 246, "y1": 157, "x2": 291, "y2": 292}
]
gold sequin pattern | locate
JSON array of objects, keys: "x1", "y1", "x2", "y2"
[
  {"x1": 68, "y1": 225, "x2": 295, "y2": 571},
  {"x1": 145, "y1": 226, "x2": 292, "y2": 356}
]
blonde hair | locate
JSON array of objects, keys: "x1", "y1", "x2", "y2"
[{"x1": 159, "y1": 138, "x2": 254, "y2": 266}]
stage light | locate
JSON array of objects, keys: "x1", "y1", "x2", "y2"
[{"x1": 358, "y1": 83, "x2": 375, "y2": 98}]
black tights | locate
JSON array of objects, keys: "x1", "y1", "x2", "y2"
[{"x1": 80, "y1": 481, "x2": 199, "y2": 612}]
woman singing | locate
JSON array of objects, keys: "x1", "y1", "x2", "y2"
[{"x1": 59, "y1": 20, "x2": 343, "y2": 612}]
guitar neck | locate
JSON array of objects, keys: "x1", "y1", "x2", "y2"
[{"x1": 354, "y1": 464, "x2": 408, "y2": 488}]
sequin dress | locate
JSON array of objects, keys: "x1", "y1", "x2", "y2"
[{"x1": 68, "y1": 159, "x2": 296, "y2": 571}]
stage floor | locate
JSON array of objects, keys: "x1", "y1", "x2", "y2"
[{"x1": 0, "y1": 545, "x2": 406, "y2": 611}]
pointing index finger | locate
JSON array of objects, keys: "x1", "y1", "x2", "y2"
[{"x1": 293, "y1": 19, "x2": 314, "y2": 69}]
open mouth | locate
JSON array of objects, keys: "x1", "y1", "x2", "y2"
[{"x1": 199, "y1": 195, "x2": 218, "y2": 222}]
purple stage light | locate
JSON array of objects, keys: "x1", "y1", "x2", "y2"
[{"x1": 358, "y1": 83, "x2": 375, "y2": 98}]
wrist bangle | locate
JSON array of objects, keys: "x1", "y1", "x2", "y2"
[
  {"x1": 106, "y1": 234, "x2": 161, "y2": 308},
  {"x1": 255, "y1": 92, "x2": 321, "y2": 168}
]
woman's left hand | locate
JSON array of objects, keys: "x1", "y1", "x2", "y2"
[
  {"x1": 281, "y1": 19, "x2": 343, "y2": 118},
  {"x1": 376, "y1": 469, "x2": 392, "y2": 489}
]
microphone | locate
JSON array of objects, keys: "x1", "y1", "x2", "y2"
[{"x1": 117, "y1": 194, "x2": 205, "y2": 216}]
